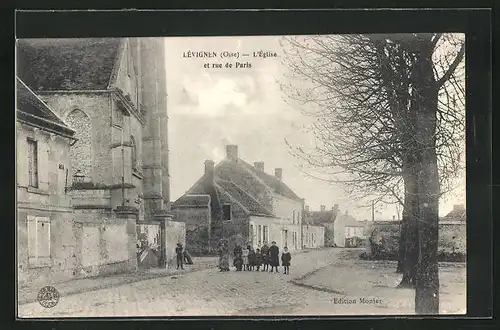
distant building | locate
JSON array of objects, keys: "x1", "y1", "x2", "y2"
[
  {"x1": 441, "y1": 204, "x2": 466, "y2": 224},
  {"x1": 333, "y1": 211, "x2": 366, "y2": 247},
  {"x1": 367, "y1": 205, "x2": 466, "y2": 256},
  {"x1": 172, "y1": 145, "x2": 325, "y2": 252},
  {"x1": 439, "y1": 205, "x2": 466, "y2": 254},
  {"x1": 303, "y1": 204, "x2": 338, "y2": 247}
]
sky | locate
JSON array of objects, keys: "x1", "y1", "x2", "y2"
[{"x1": 164, "y1": 35, "x2": 466, "y2": 221}]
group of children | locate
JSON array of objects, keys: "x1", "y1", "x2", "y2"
[{"x1": 233, "y1": 241, "x2": 292, "y2": 275}]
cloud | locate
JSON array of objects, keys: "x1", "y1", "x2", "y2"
[{"x1": 166, "y1": 35, "x2": 464, "y2": 220}]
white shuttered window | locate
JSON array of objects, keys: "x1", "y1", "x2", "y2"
[{"x1": 27, "y1": 215, "x2": 51, "y2": 266}]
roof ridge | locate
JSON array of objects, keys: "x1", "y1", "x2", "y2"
[
  {"x1": 239, "y1": 159, "x2": 302, "y2": 201},
  {"x1": 216, "y1": 178, "x2": 274, "y2": 216},
  {"x1": 236, "y1": 159, "x2": 276, "y2": 194}
]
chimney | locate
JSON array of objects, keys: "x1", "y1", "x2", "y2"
[
  {"x1": 392, "y1": 215, "x2": 396, "y2": 221},
  {"x1": 274, "y1": 168, "x2": 283, "y2": 180},
  {"x1": 204, "y1": 160, "x2": 215, "y2": 181},
  {"x1": 305, "y1": 205, "x2": 310, "y2": 212},
  {"x1": 226, "y1": 145, "x2": 238, "y2": 161},
  {"x1": 254, "y1": 161, "x2": 265, "y2": 171},
  {"x1": 320, "y1": 205, "x2": 326, "y2": 212}
]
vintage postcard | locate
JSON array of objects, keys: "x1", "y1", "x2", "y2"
[{"x1": 16, "y1": 34, "x2": 466, "y2": 317}]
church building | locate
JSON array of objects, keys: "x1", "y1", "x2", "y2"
[{"x1": 16, "y1": 38, "x2": 184, "y2": 286}]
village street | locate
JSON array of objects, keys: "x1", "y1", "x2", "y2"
[{"x1": 18, "y1": 248, "x2": 466, "y2": 317}]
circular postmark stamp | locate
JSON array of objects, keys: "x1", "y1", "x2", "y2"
[{"x1": 37, "y1": 286, "x2": 60, "y2": 308}]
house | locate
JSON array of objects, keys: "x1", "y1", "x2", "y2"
[
  {"x1": 16, "y1": 38, "x2": 184, "y2": 283},
  {"x1": 367, "y1": 205, "x2": 466, "y2": 256},
  {"x1": 172, "y1": 145, "x2": 325, "y2": 252},
  {"x1": 16, "y1": 77, "x2": 77, "y2": 286},
  {"x1": 333, "y1": 210, "x2": 365, "y2": 247},
  {"x1": 303, "y1": 204, "x2": 338, "y2": 247},
  {"x1": 439, "y1": 205, "x2": 466, "y2": 254}
]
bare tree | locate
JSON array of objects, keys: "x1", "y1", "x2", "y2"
[{"x1": 280, "y1": 33, "x2": 464, "y2": 314}]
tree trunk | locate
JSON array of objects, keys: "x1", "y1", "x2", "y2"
[
  {"x1": 397, "y1": 168, "x2": 419, "y2": 289},
  {"x1": 411, "y1": 39, "x2": 441, "y2": 314},
  {"x1": 396, "y1": 224, "x2": 404, "y2": 273}
]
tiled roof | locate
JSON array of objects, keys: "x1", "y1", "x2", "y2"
[
  {"x1": 336, "y1": 213, "x2": 362, "y2": 226},
  {"x1": 304, "y1": 210, "x2": 337, "y2": 225},
  {"x1": 17, "y1": 38, "x2": 121, "y2": 91},
  {"x1": 174, "y1": 156, "x2": 303, "y2": 217},
  {"x1": 215, "y1": 180, "x2": 273, "y2": 216},
  {"x1": 16, "y1": 77, "x2": 75, "y2": 137},
  {"x1": 173, "y1": 195, "x2": 210, "y2": 207},
  {"x1": 241, "y1": 160, "x2": 302, "y2": 201},
  {"x1": 172, "y1": 175, "x2": 222, "y2": 217},
  {"x1": 215, "y1": 159, "x2": 274, "y2": 210},
  {"x1": 442, "y1": 207, "x2": 466, "y2": 222}
]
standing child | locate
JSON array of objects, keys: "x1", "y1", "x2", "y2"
[
  {"x1": 261, "y1": 242, "x2": 269, "y2": 271},
  {"x1": 248, "y1": 246, "x2": 256, "y2": 271},
  {"x1": 242, "y1": 245, "x2": 250, "y2": 271},
  {"x1": 255, "y1": 248, "x2": 263, "y2": 271},
  {"x1": 281, "y1": 246, "x2": 291, "y2": 274}
]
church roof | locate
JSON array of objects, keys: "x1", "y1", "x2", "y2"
[
  {"x1": 16, "y1": 77, "x2": 75, "y2": 137},
  {"x1": 17, "y1": 38, "x2": 121, "y2": 91}
]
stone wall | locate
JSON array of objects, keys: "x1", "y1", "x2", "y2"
[
  {"x1": 65, "y1": 109, "x2": 93, "y2": 179},
  {"x1": 41, "y1": 92, "x2": 146, "y2": 215},
  {"x1": 172, "y1": 207, "x2": 211, "y2": 230},
  {"x1": 172, "y1": 207, "x2": 211, "y2": 254},
  {"x1": 73, "y1": 209, "x2": 137, "y2": 278},
  {"x1": 40, "y1": 93, "x2": 113, "y2": 185},
  {"x1": 165, "y1": 221, "x2": 186, "y2": 267},
  {"x1": 70, "y1": 189, "x2": 112, "y2": 209},
  {"x1": 366, "y1": 222, "x2": 466, "y2": 260},
  {"x1": 218, "y1": 191, "x2": 249, "y2": 248}
]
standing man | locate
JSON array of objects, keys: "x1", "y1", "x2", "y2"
[
  {"x1": 269, "y1": 241, "x2": 280, "y2": 273},
  {"x1": 175, "y1": 243, "x2": 184, "y2": 270},
  {"x1": 261, "y1": 241, "x2": 270, "y2": 271}
]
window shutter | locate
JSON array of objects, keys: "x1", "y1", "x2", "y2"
[
  {"x1": 37, "y1": 141, "x2": 48, "y2": 190},
  {"x1": 27, "y1": 215, "x2": 37, "y2": 258},
  {"x1": 36, "y1": 217, "x2": 51, "y2": 258}
]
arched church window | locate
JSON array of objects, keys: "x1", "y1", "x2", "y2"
[{"x1": 66, "y1": 109, "x2": 92, "y2": 181}]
